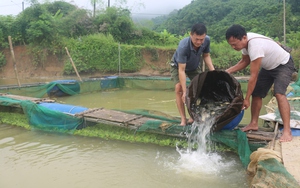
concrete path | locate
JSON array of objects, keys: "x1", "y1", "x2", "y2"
[{"x1": 281, "y1": 136, "x2": 300, "y2": 185}]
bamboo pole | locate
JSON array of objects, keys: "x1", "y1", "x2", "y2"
[
  {"x1": 283, "y1": 0, "x2": 286, "y2": 44},
  {"x1": 270, "y1": 122, "x2": 279, "y2": 150},
  {"x1": 8, "y1": 36, "x2": 21, "y2": 87},
  {"x1": 118, "y1": 43, "x2": 121, "y2": 76},
  {"x1": 65, "y1": 47, "x2": 82, "y2": 82},
  {"x1": 246, "y1": 134, "x2": 273, "y2": 141}
]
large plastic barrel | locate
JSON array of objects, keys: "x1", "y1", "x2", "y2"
[
  {"x1": 39, "y1": 102, "x2": 88, "y2": 115},
  {"x1": 221, "y1": 110, "x2": 244, "y2": 130}
]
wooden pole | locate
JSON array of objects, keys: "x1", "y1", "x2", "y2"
[
  {"x1": 8, "y1": 36, "x2": 21, "y2": 87},
  {"x1": 270, "y1": 122, "x2": 279, "y2": 150},
  {"x1": 93, "y1": 1, "x2": 96, "y2": 17},
  {"x1": 283, "y1": 0, "x2": 286, "y2": 44},
  {"x1": 65, "y1": 47, "x2": 82, "y2": 82},
  {"x1": 118, "y1": 43, "x2": 121, "y2": 76}
]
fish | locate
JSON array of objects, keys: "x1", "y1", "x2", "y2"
[{"x1": 192, "y1": 101, "x2": 230, "y2": 122}]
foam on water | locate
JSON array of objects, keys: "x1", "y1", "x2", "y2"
[{"x1": 163, "y1": 117, "x2": 237, "y2": 176}]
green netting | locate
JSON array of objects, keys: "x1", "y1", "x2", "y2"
[
  {"x1": 0, "y1": 76, "x2": 175, "y2": 98},
  {"x1": 46, "y1": 81, "x2": 80, "y2": 97},
  {"x1": 211, "y1": 130, "x2": 265, "y2": 167},
  {"x1": 251, "y1": 158, "x2": 300, "y2": 188},
  {"x1": 121, "y1": 76, "x2": 174, "y2": 90},
  {"x1": 290, "y1": 71, "x2": 300, "y2": 97},
  {"x1": 0, "y1": 96, "x2": 83, "y2": 133},
  {"x1": 0, "y1": 79, "x2": 102, "y2": 98},
  {"x1": 288, "y1": 71, "x2": 300, "y2": 121}
]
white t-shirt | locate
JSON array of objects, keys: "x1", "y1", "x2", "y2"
[{"x1": 242, "y1": 33, "x2": 290, "y2": 70}]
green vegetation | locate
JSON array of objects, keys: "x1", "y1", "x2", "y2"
[
  {"x1": 0, "y1": 0, "x2": 299, "y2": 75},
  {"x1": 0, "y1": 52, "x2": 6, "y2": 68},
  {"x1": 0, "y1": 111, "x2": 184, "y2": 147},
  {"x1": 64, "y1": 34, "x2": 144, "y2": 74},
  {"x1": 152, "y1": 0, "x2": 299, "y2": 42},
  {"x1": 0, "y1": 111, "x2": 237, "y2": 152},
  {"x1": 74, "y1": 123, "x2": 188, "y2": 147},
  {"x1": 0, "y1": 112, "x2": 31, "y2": 129}
]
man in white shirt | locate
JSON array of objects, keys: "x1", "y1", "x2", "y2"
[{"x1": 225, "y1": 24, "x2": 295, "y2": 142}]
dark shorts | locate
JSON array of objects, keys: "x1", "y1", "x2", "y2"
[
  {"x1": 252, "y1": 57, "x2": 296, "y2": 98},
  {"x1": 170, "y1": 65, "x2": 202, "y2": 84}
]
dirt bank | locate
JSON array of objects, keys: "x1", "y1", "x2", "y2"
[{"x1": 1, "y1": 46, "x2": 173, "y2": 79}]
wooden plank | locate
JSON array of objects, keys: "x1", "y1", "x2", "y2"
[
  {"x1": 246, "y1": 134, "x2": 273, "y2": 141},
  {"x1": 0, "y1": 93, "x2": 45, "y2": 102},
  {"x1": 75, "y1": 108, "x2": 103, "y2": 116},
  {"x1": 83, "y1": 117, "x2": 138, "y2": 129},
  {"x1": 281, "y1": 136, "x2": 300, "y2": 185},
  {"x1": 81, "y1": 108, "x2": 146, "y2": 124},
  {"x1": 246, "y1": 130, "x2": 274, "y2": 141},
  {"x1": 34, "y1": 99, "x2": 56, "y2": 103},
  {"x1": 81, "y1": 108, "x2": 172, "y2": 131}
]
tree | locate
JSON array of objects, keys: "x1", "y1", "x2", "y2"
[
  {"x1": 90, "y1": 0, "x2": 103, "y2": 17},
  {"x1": 151, "y1": 0, "x2": 294, "y2": 42},
  {"x1": 0, "y1": 15, "x2": 17, "y2": 47},
  {"x1": 93, "y1": 7, "x2": 134, "y2": 43}
]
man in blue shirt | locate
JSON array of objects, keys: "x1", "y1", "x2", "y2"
[{"x1": 170, "y1": 23, "x2": 215, "y2": 126}]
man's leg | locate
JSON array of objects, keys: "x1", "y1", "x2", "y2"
[
  {"x1": 275, "y1": 93, "x2": 292, "y2": 142},
  {"x1": 171, "y1": 66, "x2": 187, "y2": 126},
  {"x1": 241, "y1": 96, "x2": 262, "y2": 131},
  {"x1": 242, "y1": 67, "x2": 273, "y2": 132},
  {"x1": 185, "y1": 69, "x2": 202, "y2": 124},
  {"x1": 175, "y1": 83, "x2": 186, "y2": 126},
  {"x1": 273, "y1": 58, "x2": 294, "y2": 141}
]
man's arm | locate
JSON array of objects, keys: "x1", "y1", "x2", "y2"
[
  {"x1": 226, "y1": 54, "x2": 250, "y2": 74},
  {"x1": 178, "y1": 63, "x2": 187, "y2": 102},
  {"x1": 202, "y1": 53, "x2": 215, "y2": 71}
]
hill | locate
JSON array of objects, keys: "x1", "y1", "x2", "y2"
[{"x1": 152, "y1": 0, "x2": 300, "y2": 42}]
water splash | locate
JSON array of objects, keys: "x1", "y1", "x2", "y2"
[
  {"x1": 185, "y1": 117, "x2": 215, "y2": 153},
  {"x1": 171, "y1": 116, "x2": 236, "y2": 175}
]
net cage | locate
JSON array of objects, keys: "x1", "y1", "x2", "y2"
[
  {"x1": 0, "y1": 76, "x2": 175, "y2": 98},
  {"x1": 0, "y1": 96, "x2": 83, "y2": 133}
]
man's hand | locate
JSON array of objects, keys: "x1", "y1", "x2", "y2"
[
  {"x1": 182, "y1": 92, "x2": 186, "y2": 104},
  {"x1": 243, "y1": 99, "x2": 250, "y2": 110}
]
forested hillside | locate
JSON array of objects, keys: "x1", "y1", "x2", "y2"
[
  {"x1": 152, "y1": 0, "x2": 300, "y2": 42},
  {"x1": 0, "y1": 0, "x2": 299, "y2": 76}
]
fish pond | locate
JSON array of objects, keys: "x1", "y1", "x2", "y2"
[{"x1": 0, "y1": 77, "x2": 273, "y2": 188}]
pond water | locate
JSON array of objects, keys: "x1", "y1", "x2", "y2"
[
  {"x1": 57, "y1": 84, "x2": 271, "y2": 126},
  {"x1": 0, "y1": 78, "x2": 273, "y2": 188},
  {"x1": 0, "y1": 123, "x2": 249, "y2": 188}
]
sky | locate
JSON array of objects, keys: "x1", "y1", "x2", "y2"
[{"x1": 0, "y1": 0, "x2": 192, "y2": 17}]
